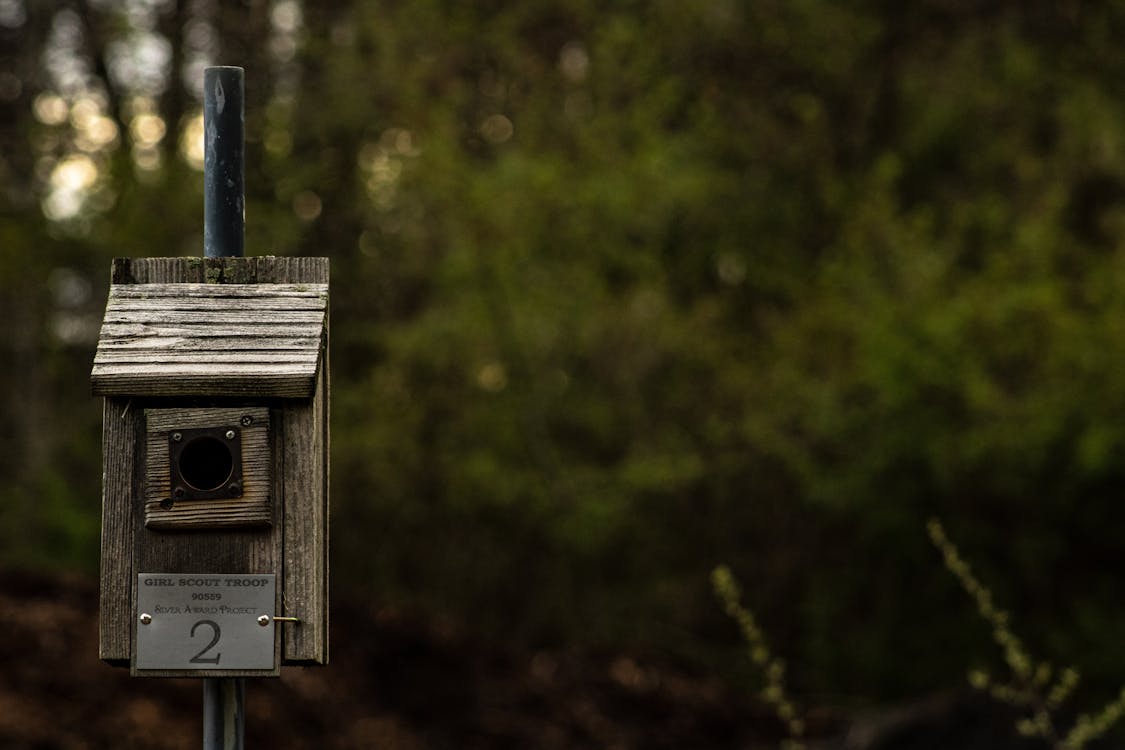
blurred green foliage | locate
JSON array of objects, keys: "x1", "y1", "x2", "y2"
[{"x1": 3, "y1": 0, "x2": 1125, "y2": 705}]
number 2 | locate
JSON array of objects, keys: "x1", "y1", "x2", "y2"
[{"x1": 189, "y1": 619, "x2": 222, "y2": 664}]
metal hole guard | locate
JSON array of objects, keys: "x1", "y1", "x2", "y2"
[{"x1": 168, "y1": 425, "x2": 244, "y2": 501}]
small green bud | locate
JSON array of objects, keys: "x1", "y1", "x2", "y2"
[{"x1": 968, "y1": 669, "x2": 990, "y2": 690}]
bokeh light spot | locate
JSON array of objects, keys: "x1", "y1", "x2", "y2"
[
  {"x1": 480, "y1": 114, "x2": 514, "y2": 144},
  {"x1": 293, "y1": 190, "x2": 323, "y2": 221},
  {"x1": 50, "y1": 154, "x2": 98, "y2": 191},
  {"x1": 559, "y1": 42, "x2": 589, "y2": 83},
  {"x1": 130, "y1": 113, "x2": 166, "y2": 145},
  {"x1": 34, "y1": 93, "x2": 69, "y2": 125},
  {"x1": 476, "y1": 362, "x2": 508, "y2": 392},
  {"x1": 180, "y1": 112, "x2": 205, "y2": 170}
]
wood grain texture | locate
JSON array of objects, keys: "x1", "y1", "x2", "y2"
[
  {"x1": 91, "y1": 282, "x2": 327, "y2": 398},
  {"x1": 99, "y1": 397, "x2": 140, "y2": 664},
  {"x1": 281, "y1": 352, "x2": 329, "y2": 663},
  {"x1": 144, "y1": 407, "x2": 272, "y2": 530},
  {"x1": 94, "y1": 256, "x2": 329, "y2": 674},
  {"x1": 111, "y1": 256, "x2": 329, "y2": 285}
]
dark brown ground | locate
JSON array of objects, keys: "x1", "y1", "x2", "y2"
[
  {"x1": 0, "y1": 570, "x2": 1030, "y2": 749},
  {"x1": 0, "y1": 569, "x2": 780, "y2": 749}
]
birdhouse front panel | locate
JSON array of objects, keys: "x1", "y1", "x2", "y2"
[{"x1": 91, "y1": 256, "x2": 329, "y2": 675}]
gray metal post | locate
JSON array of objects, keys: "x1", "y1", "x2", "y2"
[
  {"x1": 202, "y1": 64, "x2": 246, "y2": 750},
  {"x1": 204, "y1": 678, "x2": 245, "y2": 750},
  {"x1": 204, "y1": 66, "x2": 245, "y2": 259}
]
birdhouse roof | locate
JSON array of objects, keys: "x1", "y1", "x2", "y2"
[{"x1": 90, "y1": 282, "x2": 328, "y2": 398}]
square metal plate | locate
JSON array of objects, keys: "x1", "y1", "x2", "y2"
[{"x1": 168, "y1": 426, "x2": 244, "y2": 501}]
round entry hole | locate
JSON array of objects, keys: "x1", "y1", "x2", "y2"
[{"x1": 177, "y1": 436, "x2": 234, "y2": 492}]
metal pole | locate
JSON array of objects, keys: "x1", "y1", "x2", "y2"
[
  {"x1": 204, "y1": 66, "x2": 245, "y2": 259},
  {"x1": 202, "y1": 64, "x2": 245, "y2": 750},
  {"x1": 203, "y1": 678, "x2": 245, "y2": 750}
]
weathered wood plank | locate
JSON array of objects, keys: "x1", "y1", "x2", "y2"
[
  {"x1": 113, "y1": 257, "x2": 205, "y2": 284},
  {"x1": 92, "y1": 373, "x2": 314, "y2": 399},
  {"x1": 99, "y1": 323, "x2": 323, "y2": 339},
  {"x1": 100, "y1": 397, "x2": 140, "y2": 664},
  {"x1": 95, "y1": 351, "x2": 318, "y2": 364},
  {"x1": 110, "y1": 283, "x2": 327, "y2": 300},
  {"x1": 94, "y1": 362, "x2": 317, "y2": 375},
  {"x1": 254, "y1": 257, "x2": 330, "y2": 284},
  {"x1": 94, "y1": 336, "x2": 321, "y2": 351},
  {"x1": 105, "y1": 299, "x2": 327, "y2": 313},
  {"x1": 279, "y1": 256, "x2": 330, "y2": 664},
  {"x1": 282, "y1": 352, "x2": 329, "y2": 663},
  {"x1": 268, "y1": 256, "x2": 330, "y2": 665},
  {"x1": 111, "y1": 257, "x2": 330, "y2": 286},
  {"x1": 143, "y1": 507, "x2": 272, "y2": 529},
  {"x1": 144, "y1": 407, "x2": 272, "y2": 531},
  {"x1": 102, "y1": 310, "x2": 325, "y2": 324}
]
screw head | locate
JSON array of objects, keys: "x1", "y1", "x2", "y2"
[
  {"x1": 139, "y1": 613, "x2": 152, "y2": 625},
  {"x1": 241, "y1": 415, "x2": 253, "y2": 426},
  {"x1": 225, "y1": 430, "x2": 236, "y2": 440},
  {"x1": 257, "y1": 615, "x2": 270, "y2": 627},
  {"x1": 228, "y1": 482, "x2": 242, "y2": 497},
  {"x1": 172, "y1": 432, "x2": 182, "y2": 442},
  {"x1": 173, "y1": 486, "x2": 186, "y2": 499}
]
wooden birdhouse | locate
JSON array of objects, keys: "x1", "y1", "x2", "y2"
[{"x1": 90, "y1": 256, "x2": 328, "y2": 676}]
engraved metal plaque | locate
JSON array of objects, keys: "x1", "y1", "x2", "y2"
[{"x1": 136, "y1": 573, "x2": 275, "y2": 671}]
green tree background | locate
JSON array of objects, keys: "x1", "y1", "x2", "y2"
[{"x1": 3, "y1": 0, "x2": 1125, "y2": 713}]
